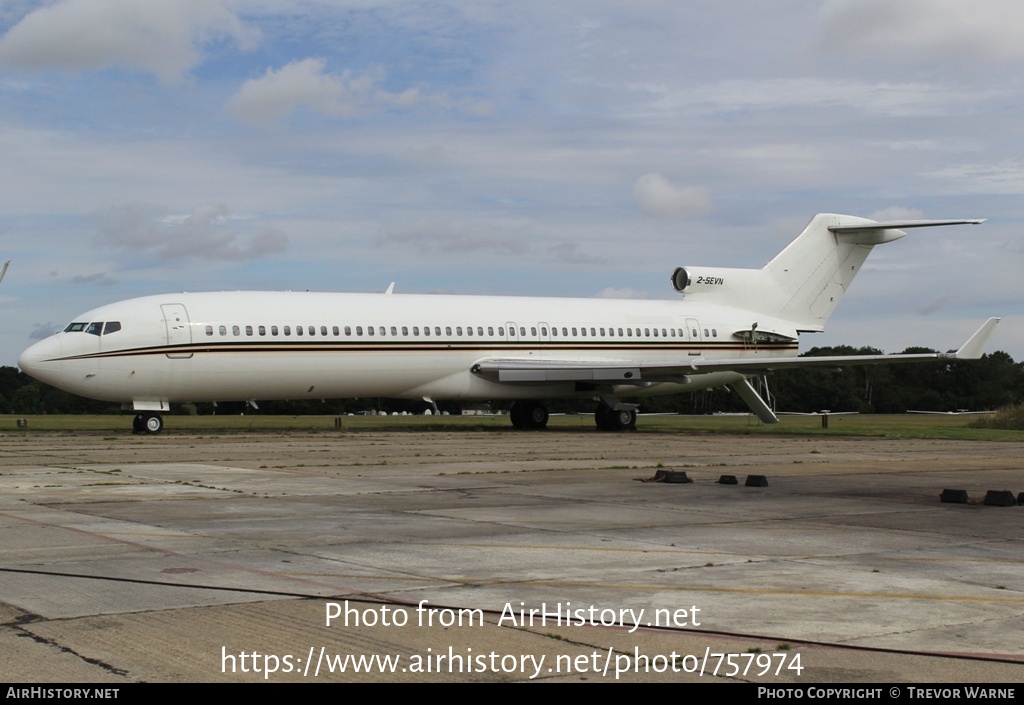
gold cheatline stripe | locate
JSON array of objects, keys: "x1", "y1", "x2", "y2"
[{"x1": 58, "y1": 341, "x2": 797, "y2": 362}]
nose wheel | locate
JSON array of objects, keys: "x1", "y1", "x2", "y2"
[{"x1": 133, "y1": 412, "x2": 164, "y2": 434}]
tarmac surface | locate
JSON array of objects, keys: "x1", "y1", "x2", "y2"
[{"x1": 1, "y1": 425, "x2": 1023, "y2": 683}]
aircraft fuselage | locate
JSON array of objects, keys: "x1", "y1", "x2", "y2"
[{"x1": 19, "y1": 290, "x2": 789, "y2": 407}]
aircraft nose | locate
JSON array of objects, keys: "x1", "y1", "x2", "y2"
[{"x1": 18, "y1": 335, "x2": 64, "y2": 387}]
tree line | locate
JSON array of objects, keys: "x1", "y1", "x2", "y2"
[{"x1": 1, "y1": 347, "x2": 1021, "y2": 417}]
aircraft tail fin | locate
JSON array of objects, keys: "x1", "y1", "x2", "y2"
[{"x1": 671, "y1": 214, "x2": 984, "y2": 332}]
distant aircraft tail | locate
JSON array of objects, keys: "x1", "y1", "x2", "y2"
[{"x1": 670, "y1": 214, "x2": 984, "y2": 332}]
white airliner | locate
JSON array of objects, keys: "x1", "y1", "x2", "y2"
[{"x1": 17, "y1": 214, "x2": 999, "y2": 434}]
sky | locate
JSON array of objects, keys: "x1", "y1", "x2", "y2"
[{"x1": 0, "y1": 0, "x2": 1021, "y2": 366}]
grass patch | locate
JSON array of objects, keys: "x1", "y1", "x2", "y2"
[{"x1": 970, "y1": 404, "x2": 1024, "y2": 431}]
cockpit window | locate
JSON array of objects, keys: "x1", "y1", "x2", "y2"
[{"x1": 64, "y1": 321, "x2": 121, "y2": 335}]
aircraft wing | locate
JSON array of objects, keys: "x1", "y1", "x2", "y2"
[
  {"x1": 472, "y1": 318, "x2": 998, "y2": 426},
  {"x1": 472, "y1": 318, "x2": 1001, "y2": 385}
]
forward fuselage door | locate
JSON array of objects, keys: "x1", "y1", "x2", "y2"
[{"x1": 161, "y1": 303, "x2": 193, "y2": 359}]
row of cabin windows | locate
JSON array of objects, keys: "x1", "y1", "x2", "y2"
[{"x1": 203, "y1": 324, "x2": 720, "y2": 339}]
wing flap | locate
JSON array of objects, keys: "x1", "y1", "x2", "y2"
[{"x1": 472, "y1": 360, "x2": 643, "y2": 383}]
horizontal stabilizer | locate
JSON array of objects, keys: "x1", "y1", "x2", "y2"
[{"x1": 828, "y1": 219, "x2": 985, "y2": 232}]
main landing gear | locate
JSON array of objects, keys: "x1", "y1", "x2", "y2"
[
  {"x1": 132, "y1": 412, "x2": 164, "y2": 435},
  {"x1": 507, "y1": 400, "x2": 637, "y2": 431},
  {"x1": 509, "y1": 400, "x2": 549, "y2": 429},
  {"x1": 594, "y1": 402, "x2": 637, "y2": 431}
]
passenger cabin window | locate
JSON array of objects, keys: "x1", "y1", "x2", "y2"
[
  {"x1": 219, "y1": 325, "x2": 227, "y2": 336},
  {"x1": 205, "y1": 325, "x2": 214, "y2": 336},
  {"x1": 271, "y1": 326, "x2": 279, "y2": 336},
  {"x1": 233, "y1": 325, "x2": 240, "y2": 336}
]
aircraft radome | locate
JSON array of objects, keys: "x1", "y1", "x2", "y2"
[{"x1": 18, "y1": 214, "x2": 999, "y2": 434}]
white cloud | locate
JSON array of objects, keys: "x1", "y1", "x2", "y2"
[
  {"x1": 70, "y1": 272, "x2": 117, "y2": 286},
  {"x1": 29, "y1": 323, "x2": 59, "y2": 341},
  {"x1": 868, "y1": 207, "x2": 926, "y2": 222},
  {"x1": 93, "y1": 203, "x2": 288, "y2": 261},
  {"x1": 820, "y1": 0, "x2": 1024, "y2": 61},
  {"x1": 633, "y1": 173, "x2": 711, "y2": 217},
  {"x1": 0, "y1": 0, "x2": 257, "y2": 83},
  {"x1": 925, "y1": 161, "x2": 1024, "y2": 195},
  {"x1": 595, "y1": 287, "x2": 650, "y2": 300},
  {"x1": 668, "y1": 79, "x2": 991, "y2": 118},
  {"x1": 227, "y1": 57, "x2": 488, "y2": 125},
  {"x1": 227, "y1": 58, "x2": 373, "y2": 124},
  {"x1": 376, "y1": 217, "x2": 529, "y2": 256}
]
